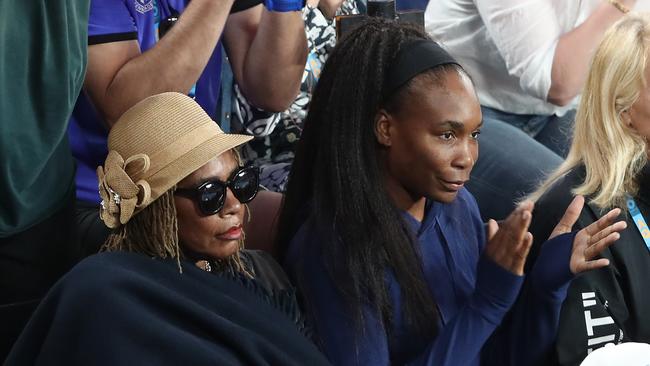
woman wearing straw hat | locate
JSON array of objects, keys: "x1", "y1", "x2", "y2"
[{"x1": 6, "y1": 92, "x2": 330, "y2": 366}]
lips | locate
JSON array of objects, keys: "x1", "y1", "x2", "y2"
[
  {"x1": 440, "y1": 179, "x2": 467, "y2": 192},
  {"x1": 217, "y1": 224, "x2": 242, "y2": 240}
]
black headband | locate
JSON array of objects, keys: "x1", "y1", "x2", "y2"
[{"x1": 385, "y1": 39, "x2": 460, "y2": 96}]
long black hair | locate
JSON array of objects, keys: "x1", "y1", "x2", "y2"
[{"x1": 277, "y1": 19, "x2": 451, "y2": 339}]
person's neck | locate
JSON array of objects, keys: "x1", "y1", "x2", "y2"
[
  {"x1": 383, "y1": 176, "x2": 427, "y2": 222},
  {"x1": 404, "y1": 198, "x2": 427, "y2": 222}
]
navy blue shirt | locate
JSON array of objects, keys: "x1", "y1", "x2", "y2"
[{"x1": 285, "y1": 188, "x2": 575, "y2": 365}]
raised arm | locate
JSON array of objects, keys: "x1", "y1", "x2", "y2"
[
  {"x1": 290, "y1": 202, "x2": 535, "y2": 365},
  {"x1": 474, "y1": 0, "x2": 636, "y2": 106},
  {"x1": 224, "y1": 5, "x2": 308, "y2": 112},
  {"x1": 485, "y1": 197, "x2": 627, "y2": 366},
  {"x1": 84, "y1": 0, "x2": 234, "y2": 126},
  {"x1": 294, "y1": 241, "x2": 526, "y2": 365},
  {"x1": 548, "y1": 0, "x2": 637, "y2": 105}
]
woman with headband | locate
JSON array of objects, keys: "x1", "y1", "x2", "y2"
[
  {"x1": 277, "y1": 19, "x2": 626, "y2": 365},
  {"x1": 528, "y1": 14, "x2": 650, "y2": 365},
  {"x1": 7, "y1": 92, "x2": 330, "y2": 365}
]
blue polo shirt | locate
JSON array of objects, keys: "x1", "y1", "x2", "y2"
[{"x1": 69, "y1": 0, "x2": 259, "y2": 203}]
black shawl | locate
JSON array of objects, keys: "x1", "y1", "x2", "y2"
[{"x1": 6, "y1": 252, "x2": 331, "y2": 365}]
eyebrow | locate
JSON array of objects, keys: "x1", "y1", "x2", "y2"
[{"x1": 439, "y1": 120, "x2": 483, "y2": 130}]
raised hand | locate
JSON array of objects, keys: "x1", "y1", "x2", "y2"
[
  {"x1": 548, "y1": 195, "x2": 627, "y2": 274},
  {"x1": 484, "y1": 201, "x2": 535, "y2": 276}
]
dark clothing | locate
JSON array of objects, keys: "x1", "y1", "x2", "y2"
[
  {"x1": 0, "y1": 199, "x2": 77, "y2": 304},
  {"x1": 74, "y1": 200, "x2": 110, "y2": 257},
  {"x1": 529, "y1": 165, "x2": 650, "y2": 366},
  {"x1": 0, "y1": 198, "x2": 77, "y2": 358},
  {"x1": 286, "y1": 188, "x2": 575, "y2": 365},
  {"x1": 7, "y1": 251, "x2": 330, "y2": 366}
]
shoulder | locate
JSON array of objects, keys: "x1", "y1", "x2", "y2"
[
  {"x1": 45, "y1": 252, "x2": 162, "y2": 312},
  {"x1": 65, "y1": 251, "x2": 171, "y2": 282},
  {"x1": 242, "y1": 249, "x2": 294, "y2": 292},
  {"x1": 285, "y1": 216, "x2": 326, "y2": 258},
  {"x1": 530, "y1": 173, "x2": 574, "y2": 235},
  {"x1": 529, "y1": 168, "x2": 595, "y2": 263},
  {"x1": 88, "y1": 0, "x2": 139, "y2": 42},
  {"x1": 536, "y1": 170, "x2": 581, "y2": 212},
  {"x1": 282, "y1": 217, "x2": 332, "y2": 285},
  {"x1": 536, "y1": 167, "x2": 599, "y2": 226}
]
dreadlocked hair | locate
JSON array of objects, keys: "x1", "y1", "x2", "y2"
[
  {"x1": 102, "y1": 149, "x2": 252, "y2": 277},
  {"x1": 277, "y1": 18, "x2": 440, "y2": 338},
  {"x1": 102, "y1": 189, "x2": 183, "y2": 270}
]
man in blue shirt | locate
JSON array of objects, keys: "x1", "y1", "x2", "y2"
[{"x1": 70, "y1": 0, "x2": 308, "y2": 253}]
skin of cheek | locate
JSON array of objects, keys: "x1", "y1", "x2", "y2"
[
  {"x1": 174, "y1": 152, "x2": 246, "y2": 260},
  {"x1": 383, "y1": 71, "x2": 481, "y2": 207}
]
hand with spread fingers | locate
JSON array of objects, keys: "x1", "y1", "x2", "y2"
[
  {"x1": 484, "y1": 201, "x2": 535, "y2": 276},
  {"x1": 548, "y1": 195, "x2": 627, "y2": 274}
]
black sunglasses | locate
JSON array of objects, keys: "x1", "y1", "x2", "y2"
[{"x1": 175, "y1": 165, "x2": 260, "y2": 215}]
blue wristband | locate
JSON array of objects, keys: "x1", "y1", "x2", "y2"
[{"x1": 263, "y1": 0, "x2": 303, "y2": 12}]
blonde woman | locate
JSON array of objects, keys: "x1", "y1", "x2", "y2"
[
  {"x1": 7, "y1": 93, "x2": 329, "y2": 365},
  {"x1": 528, "y1": 14, "x2": 650, "y2": 366}
]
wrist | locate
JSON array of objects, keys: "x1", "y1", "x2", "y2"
[{"x1": 264, "y1": 0, "x2": 305, "y2": 12}]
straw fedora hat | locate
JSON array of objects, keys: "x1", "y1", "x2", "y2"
[{"x1": 97, "y1": 92, "x2": 253, "y2": 228}]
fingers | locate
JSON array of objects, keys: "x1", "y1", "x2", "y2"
[
  {"x1": 572, "y1": 218, "x2": 626, "y2": 274},
  {"x1": 500, "y1": 208, "x2": 532, "y2": 247},
  {"x1": 550, "y1": 195, "x2": 584, "y2": 239},
  {"x1": 584, "y1": 207, "x2": 622, "y2": 236},
  {"x1": 485, "y1": 205, "x2": 533, "y2": 276},
  {"x1": 519, "y1": 232, "x2": 534, "y2": 262},
  {"x1": 575, "y1": 258, "x2": 610, "y2": 273},
  {"x1": 585, "y1": 232, "x2": 619, "y2": 260},
  {"x1": 487, "y1": 219, "x2": 499, "y2": 241},
  {"x1": 586, "y1": 220, "x2": 627, "y2": 247},
  {"x1": 519, "y1": 200, "x2": 534, "y2": 212},
  {"x1": 509, "y1": 232, "x2": 534, "y2": 276},
  {"x1": 503, "y1": 202, "x2": 533, "y2": 237}
]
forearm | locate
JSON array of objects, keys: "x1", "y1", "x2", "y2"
[
  {"x1": 548, "y1": 0, "x2": 635, "y2": 105},
  {"x1": 485, "y1": 233, "x2": 575, "y2": 366},
  {"x1": 416, "y1": 258, "x2": 524, "y2": 366},
  {"x1": 96, "y1": 0, "x2": 233, "y2": 125},
  {"x1": 242, "y1": 9, "x2": 307, "y2": 111}
]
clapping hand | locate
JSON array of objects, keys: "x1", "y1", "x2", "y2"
[
  {"x1": 484, "y1": 201, "x2": 535, "y2": 276},
  {"x1": 548, "y1": 195, "x2": 627, "y2": 274}
]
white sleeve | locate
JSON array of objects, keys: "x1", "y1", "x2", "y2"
[{"x1": 474, "y1": 0, "x2": 562, "y2": 100}]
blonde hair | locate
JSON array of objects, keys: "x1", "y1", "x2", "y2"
[{"x1": 529, "y1": 14, "x2": 650, "y2": 210}]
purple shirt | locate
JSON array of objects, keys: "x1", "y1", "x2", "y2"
[{"x1": 69, "y1": 0, "x2": 255, "y2": 203}]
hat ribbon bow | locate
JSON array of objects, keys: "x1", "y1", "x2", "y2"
[{"x1": 97, "y1": 151, "x2": 152, "y2": 228}]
